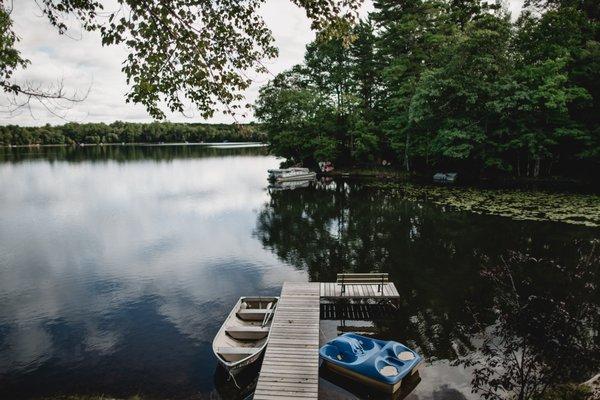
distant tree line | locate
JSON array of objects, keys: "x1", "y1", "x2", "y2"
[
  {"x1": 0, "y1": 122, "x2": 265, "y2": 146},
  {"x1": 256, "y1": 0, "x2": 599, "y2": 179}
]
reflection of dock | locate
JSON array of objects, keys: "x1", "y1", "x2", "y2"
[
  {"x1": 254, "y1": 278, "x2": 402, "y2": 399},
  {"x1": 320, "y1": 303, "x2": 399, "y2": 321}
]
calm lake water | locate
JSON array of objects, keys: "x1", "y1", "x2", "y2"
[{"x1": 0, "y1": 145, "x2": 598, "y2": 400}]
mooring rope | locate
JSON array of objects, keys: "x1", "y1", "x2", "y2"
[{"x1": 227, "y1": 368, "x2": 241, "y2": 390}]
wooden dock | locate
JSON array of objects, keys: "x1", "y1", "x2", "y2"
[
  {"x1": 254, "y1": 279, "x2": 400, "y2": 399},
  {"x1": 319, "y1": 281, "x2": 400, "y2": 299},
  {"x1": 253, "y1": 282, "x2": 321, "y2": 400}
]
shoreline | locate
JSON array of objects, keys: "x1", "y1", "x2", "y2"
[
  {"x1": 321, "y1": 167, "x2": 598, "y2": 193},
  {"x1": 1, "y1": 141, "x2": 266, "y2": 148},
  {"x1": 3, "y1": 145, "x2": 596, "y2": 192},
  {"x1": 321, "y1": 168, "x2": 600, "y2": 227}
]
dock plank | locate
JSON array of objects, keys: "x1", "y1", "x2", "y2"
[
  {"x1": 254, "y1": 282, "x2": 320, "y2": 400},
  {"x1": 318, "y1": 282, "x2": 400, "y2": 299}
]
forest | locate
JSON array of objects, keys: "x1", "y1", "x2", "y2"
[
  {"x1": 0, "y1": 122, "x2": 265, "y2": 146},
  {"x1": 255, "y1": 0, "x2": 599, "y2": 179}
]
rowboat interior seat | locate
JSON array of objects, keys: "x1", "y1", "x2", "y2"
[
  {"x1": 237, "y1": 308, "x2": 271, "y2": 321},
  {"x1": 217, "y1": 347, "x2": 261, "y2": 362},
  {"x1": 226, "y1": 326, "x2": 269, "y2": 340}
]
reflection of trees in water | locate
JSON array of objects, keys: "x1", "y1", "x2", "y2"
[
  {"x1": 458, "y1": 243, "x2": 599, "y2": 400},
  {"x1": 0, "y1": 145, "x2": 267, "y2": 163},
  {"x1": 254, "y1": 180, "x2": 599, "y2": 396}
]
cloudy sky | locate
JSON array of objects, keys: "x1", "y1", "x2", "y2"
[{"x1": 3, "y1": 0, "x2": 522, "y2": 127}]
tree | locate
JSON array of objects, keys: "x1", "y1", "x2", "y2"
[
  {"x1": 255, "y1": 0, "x2": 599, "y2": 179},
  {"x1": 349, "y1": 21, "x2": 378, "y2": 118},
  {"x1": 501, "y1": 6, "x2": 596, "y2": 176},
  {"x1": 257, "y1": 22, "x2": 385, "y2": 165},
  {"x1": 348, "y1": 20, "x2": 382, "y2": 162},
  {"x1": 1, "y1": 5, "x2": 88, "y2": 117},
  {"x1": 495, "y1": 59, "x2": 590, "y2": 177},
  {"x1": 0, "y1": 6, "x2": 27, "y2": 94},
  {"x1": 372, "y1": 0, "x2": 450, "y2": 171},
  {"x1": 457, "y1": 242, "x2": 599, "y2": 400},
  {"x1": 408, "y1": 12, "x2": 513, "y2": 171},
  {"x1": 0, "y1": 0, "x2": 366, "y2": 119},
  {"x1": 255, "y1": 68, "x2": 338, "y2": 164},
  {"x1": 0, "y1": 121, "x2": 265, "y2": 145}
]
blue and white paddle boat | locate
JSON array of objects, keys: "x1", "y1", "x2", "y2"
[{"x1": 319, "y1": 333, "x2": 422, "y2": 393}]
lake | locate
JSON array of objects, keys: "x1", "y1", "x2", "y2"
[{"x1": 0, "y1": 145, "x2": 598, "y2": 400}]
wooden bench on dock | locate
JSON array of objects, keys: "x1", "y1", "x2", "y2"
[
  {"x1": 337, "y1": 272, "x2": 389, "y2": 294},
  {"x1": 320, "y1": 273, "x2": 400, "y2": 299}
]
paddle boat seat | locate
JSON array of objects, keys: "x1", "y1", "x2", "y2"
[{"x1": 319, "y1": 333, "x2": 422, "y2": 393}]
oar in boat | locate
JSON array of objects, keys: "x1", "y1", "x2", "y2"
[{"x1": 261, "y1": 301, "x2": 276, "y2": 327}]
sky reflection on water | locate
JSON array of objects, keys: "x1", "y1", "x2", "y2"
[
  {"x1": 0, "y1": 147, "x2": 307, "y2": 399},
  {"x1": 0, "y1": 146, "x2": 597, "y2": 400}
]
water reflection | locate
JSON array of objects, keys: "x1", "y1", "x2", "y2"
[
  {"x1": 213, "y1": 361, "x2": 260, "y2": 400},
  {"x1": 0, "y1": 144, "x2": 268, "y2": 163},
  {"x1": 0, "y1": 147, "x2": 598, "y2": 400},
  {"x1": 455, "y1": 244, "x2": 599, "y2": 400},
  {"x1": 268, "y1": 179, "x2": 315, "y2": 192},
  {"x1": 319, "y1": 365, "x2": 422, "y2": 400},
  {"x1": 254, "y1": 180, "x2": 599, "y2": 399},
  {"x1": 0, "y1": 146, "x2": 306, "y2": 399}
]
